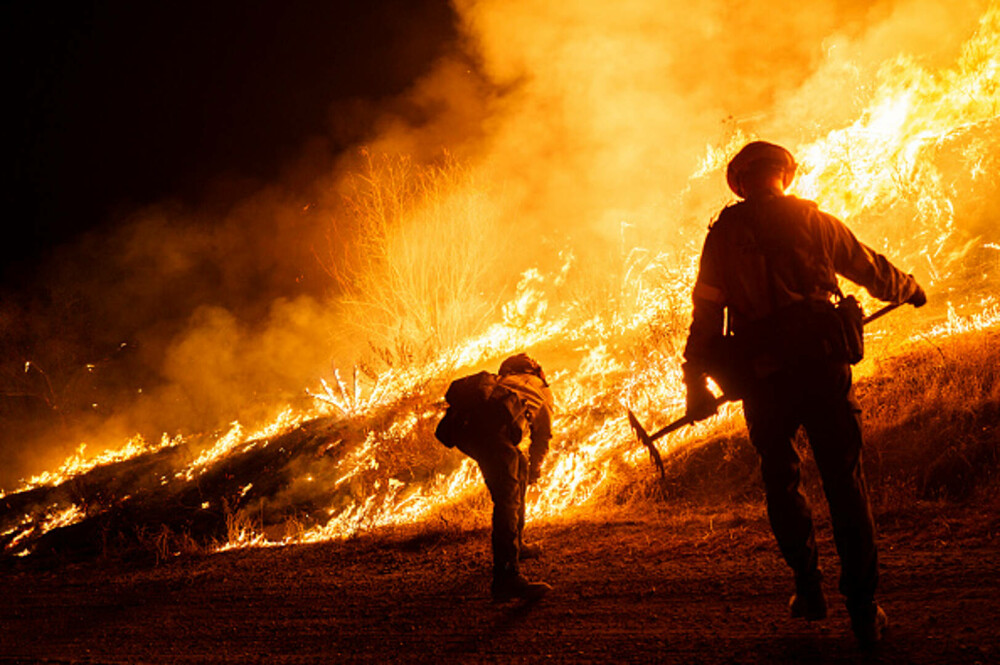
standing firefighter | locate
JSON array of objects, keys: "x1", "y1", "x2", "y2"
[
  {"x1": 682, "y1": 141, "x2": 926, "y2": 646},
  {"x1": 436, "y1": 353, "x2": 554, "y2": 602}
]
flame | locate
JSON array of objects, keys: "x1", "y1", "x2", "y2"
[
  {"x1": 2, "y1": 434, "x2": 179, "y2": 499},
  {"x1": 225, "y1": 1, "x2": 1000, "y2": 547},
  {"x1": 3, "y1": 1, "x2": 1000, "y2": 559},
  {"x1": 793, "y1": 4, "x2": 1000, "y2": 283}
]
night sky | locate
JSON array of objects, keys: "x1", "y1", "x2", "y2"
[
  {"x1": 3, "y1": 0, "x2": 457, "y2": 279},
  {"x1": 0, "y1": 1, "x2": 460, "y2": 483}
]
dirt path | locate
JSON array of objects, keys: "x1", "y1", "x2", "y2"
[{"x1": 1, "y1": 501, "x2": 997, "y2": 664}]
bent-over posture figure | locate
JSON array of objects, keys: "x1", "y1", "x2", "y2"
[
  {"x1": 682, "y1": 141, "x2": 926, "y2": 646},
  {"x1": 458, "y1": 353, "x2": 554, "y2": 602}
]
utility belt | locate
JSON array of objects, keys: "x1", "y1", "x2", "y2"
[{"x1": 707, "y1": 296, "x2": 864, "y2": 396}]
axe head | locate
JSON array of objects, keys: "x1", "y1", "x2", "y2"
[{"x1": 627, "y1": 409, "x2": 653, "y2": 449}]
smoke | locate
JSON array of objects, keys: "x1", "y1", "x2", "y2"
[
  {"x1": 364, "y1": 0, "x2": 996, "y2": 319},
  {"x1": 348, "y1": 0, "x2": 988, "y2": 291},
  {"x1": 0, "y1": 180, "x2": 346, "y2": 487},
  {"x1": 764, "y1": 0, "x2": 989, "y2": 140},
  {"x1": 2, "y1": 0, "x2": 993, "y2": 489},
  {"x1": 458, "y1": 0, "x2": 988, "y2": 234}
]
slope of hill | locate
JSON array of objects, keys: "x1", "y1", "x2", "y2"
[{"x1": 0, "y1": 328, "x2": 996, "y2": 662}]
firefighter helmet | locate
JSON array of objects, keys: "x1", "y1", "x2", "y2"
[
  {"x1": 726, "y1": 141, "x2": 797, "y2": 198},
  {"x1": 498, "y1": 353, "x2": 546, "y2": 384}
]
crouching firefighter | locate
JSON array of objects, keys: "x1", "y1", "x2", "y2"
[
  {"x1": 435, "y1": 353, "x2": 555, "y2": 602},
  {"x1": 682, "y1": 141, "x2": 927, "y2": 647}
]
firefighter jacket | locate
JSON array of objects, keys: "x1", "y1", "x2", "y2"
[
  {"x1": 684, "y1": 194, "x2": 921, "y2": 374},
  {"x1": 497, "y1": 372, "x2": 554, "y2": 469}
]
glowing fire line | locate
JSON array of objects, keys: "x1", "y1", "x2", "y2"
[{"x1": 3, "y1": 2, "x2": 1000, "y2": 559}]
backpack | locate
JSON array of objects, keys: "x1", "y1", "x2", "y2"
[
  {"x1": 435, "y1": 371, "x2": 524, "y2": 449},
  {"x1": 717, "y1": 199, "x2": 867, "y2": 384}
]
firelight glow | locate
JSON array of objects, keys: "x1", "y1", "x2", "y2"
[{"x1": 2, "y1": 0, "x2": 999, "y2": 558}]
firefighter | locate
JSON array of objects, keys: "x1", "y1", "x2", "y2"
[
  {"x1": 467, "y1": 353, "x2": 554, "y2": 602},
  {"x1": 682, "y1": 141, "x2": 926, "y2": 646}
]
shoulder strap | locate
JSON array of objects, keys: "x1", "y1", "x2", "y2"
[{"x1": 745, "y1": 200, "x2": 779, "y2": 314}]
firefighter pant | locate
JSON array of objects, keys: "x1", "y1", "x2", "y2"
[
  {"x1": 462, "y1": 432, "x2": 528, "y2": 578},
  {"x1": 742, "y1": 359, "x2": 878, "y2": 606}
]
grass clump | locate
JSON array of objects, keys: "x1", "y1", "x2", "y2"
[{"x1": 320, "y1": 151, "x2": 512, "y2": 367}]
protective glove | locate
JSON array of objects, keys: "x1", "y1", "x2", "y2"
[
  {"x1": 686, "y1": 382, "x2": 718, "y2": 422},
  {"x1": 907, "y1": 280, "x2": 927, "y2": 308},
  {"x1": 683, "y1": 365, "x2": 718, "y2": 422}
]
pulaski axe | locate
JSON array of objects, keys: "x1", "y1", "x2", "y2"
[{"x1": 627, "y1": 300, "x2": 904, "y2": 493}]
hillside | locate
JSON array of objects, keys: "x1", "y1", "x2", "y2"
[
  {"x1": 0, "y1": 328, "x2": 997, "y2": 663},
  {"x1": 4, "y1": 2, "x2": 1000, "y2": 662}
]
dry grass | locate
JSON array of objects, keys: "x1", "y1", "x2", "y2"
[
  {"x1": 389, "y1": 324, "x2": 999, "y2": 554},
  {"x1": 581, "y1": 326, "x2": 1000, "y2": 525},
  {"x1": 321, "y1": 151, "x2": 512, "y2": 366},
  {"x1": 859, "y1": 329, "x2": 1000, "y2": 503},
  {"x1": 4, "y1": 322, "x2": 996, "y2": 566}
]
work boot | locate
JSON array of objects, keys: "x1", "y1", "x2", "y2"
[
  {"x1": 491, "y1": 573, "x2": 552, "y2": 603},
  {"x1": 789, "y1": 586, "x2": 828, "y2": 621},
  {"x1": 849, "y1": 601, "x2": 888, "y2": 648},
  {"x1": 519, "y1": 541, "x2": 543, "y2": 560}
]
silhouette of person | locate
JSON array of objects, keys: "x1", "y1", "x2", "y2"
[
  {"x1": 682, "y1": 141, "x2": 926, "y2": 646},
  {"x1": 454, "y1": 353, "x2": 554, "y2": 602}
]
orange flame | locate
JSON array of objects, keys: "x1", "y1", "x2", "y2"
[{"x1": 4, "y1": 1, "x2": 999, "y2": 558}]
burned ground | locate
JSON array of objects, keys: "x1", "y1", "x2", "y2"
[{"x1": 1, "y1": 496, "x2": 997, "y2": 663}]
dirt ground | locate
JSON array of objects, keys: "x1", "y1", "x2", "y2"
[{"x1": 1, "y1": 498, "x2": 997, "y2": 665}]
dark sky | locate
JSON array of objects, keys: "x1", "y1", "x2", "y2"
[{"x1": 2, "y1": 0, "x2": 457, "y2": 278}]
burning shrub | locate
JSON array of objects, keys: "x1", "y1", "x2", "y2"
[{"x1": 321, "y1": 151, "x2": 513, "y2": 366}]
